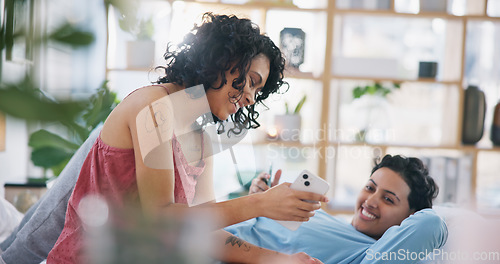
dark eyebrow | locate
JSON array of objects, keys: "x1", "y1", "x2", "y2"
[{"x1": 369, "y1": 179, "x2": 401, "y2": 202}]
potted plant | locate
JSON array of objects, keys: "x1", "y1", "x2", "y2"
[
  {"x1": 122, "y1": 16, "x2": 156, "y2": 69},
  {"x1": 351, "y1": 82, "x2": 400, "y2": 143},
  {"x1": 28, "y1": 82, "x2": 119, "y2": 180},
  {"x1": 274, "y1": 95, "x2": 307, "y2": 141}
]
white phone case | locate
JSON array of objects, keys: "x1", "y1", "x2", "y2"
[{"x1": 276, "y1": 169, "x2": 330, "y2": 231}]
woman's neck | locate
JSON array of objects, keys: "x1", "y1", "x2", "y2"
[{"x1": 165, "y1": 83, "x2": 212, "y2": 134}]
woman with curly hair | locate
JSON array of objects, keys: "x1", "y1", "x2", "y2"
[{"x1": 43, "y1": 13, "x2": 326, "y2": 264}]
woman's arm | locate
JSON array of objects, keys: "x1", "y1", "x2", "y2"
[
  {"x1": 360, "y1": 209, "x2": 448, "y2": 264},
  {"x1": 204, "y1": 183, "x2": 327, "y2": 228},
  {"x1": 213, "y1": 230, "x2": 323, "y2": 264},
  {"x1": 191, "y1": 131, "x2": 215, "y2": 206}
]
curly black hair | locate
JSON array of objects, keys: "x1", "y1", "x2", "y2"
[
  {"x1": 371, "y1": 154, "x2": 439, "y2": 212},
  {"x1": 156, "y1": 13, "x2": 287, "y2": 135}
]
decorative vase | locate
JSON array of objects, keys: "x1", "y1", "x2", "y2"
[
  {"x1": 418, "y1": 61, "x2": 438, "y2": 79},
  {"x1": 461, "y1": 85, "x2": 486, "y2": 145},
  {"x1": 420, "y1": 0, "x2": 447, "y2": 12},
  {"x1": 491, "y1": 100, "x2": 500, "y2": 146},
  {"x1": 126, "y1": 40, "x2": 155, "y2": 69},
  {"x1": 274, "y1": 114, "x2": 301, "y2": 141}
]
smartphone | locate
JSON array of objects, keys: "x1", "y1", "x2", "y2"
[{"x1": 276, "y1": 170, "x2": 330, "y2": 231}]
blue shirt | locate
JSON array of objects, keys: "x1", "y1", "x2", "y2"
[{"x1": 225, "y1": 209, "x2": 447, "y2": 264}]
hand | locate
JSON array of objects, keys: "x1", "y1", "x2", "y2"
[
  {"x1": 291, "y1": 252, "x2": 324, "y2": 264},
  {"x1": 256, "y1": 182, "x2": 328, "y2": 222},
  {"x1": 249, "y1": 170, "x2": 282, "y2": 194},
  {"x1": 259, "y1": 252, "x2": 323, "y2": 264}
]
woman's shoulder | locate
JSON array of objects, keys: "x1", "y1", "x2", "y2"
[
  {"x1": 403, "y1": 208, "x2": 448, "y2": 244},
  {"x1": 100, "y1": 84, "x2": 178, "y2": 149},
  {"x1": 122, "y1": 84, "x2": 172, "y2": 106},
  {"x1": 115, "y1": 83, "x2": 186, "y2": 119},
  {"x1": 407, "y1": 208, "x2": 445, "y2": 226}
]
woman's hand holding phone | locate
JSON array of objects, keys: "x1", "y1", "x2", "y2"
[{"x1": 250, "y1": 174, "x2": 328, "y2": 223}]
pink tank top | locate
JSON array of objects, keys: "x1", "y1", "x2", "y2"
[{"x1": 47, "y1": 85, "x2": 205, "y2": 263}]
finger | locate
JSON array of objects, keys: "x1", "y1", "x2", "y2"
[
  {"x1": 250, "y1": 178, "x2": 269, "y2": 194},
  {"x1": 313, "y1": 258, "x2": 323, "y2": 264},
  {"x1": 256, "y1": 171, "x2": 270, "y2": 180},
  {"x1": 252, "y1": 176, "x2": 268, "y2": 187},
  {"x1": 249, "y1": 185, "x2": 261, "y2": 194},
  {"x1": 256, "y1": 180, "x2": 270, "y2": 191},
  {"x1": 287, "y1": 208, "x2": 315, "y2": 221},
  {"x1": 294, "y1": 252, "x2": 314, "y2": 262},
  {"x1": 259, "y1": 173, "x2": 271, "y2": 187},
  {"x1": 272, "y1": 169, "x2": 282, "y2": 187},
  {"x1": 288, "y1": 215, "x2": 312, "y2": 222},
  {"x1": 294, "y1": 190, "x2": 329, "y2": 203},
  {"x1": 297, "y1": 200, "x2": 322, "y2": 211}
]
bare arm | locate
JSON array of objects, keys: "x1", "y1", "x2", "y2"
[
  {"x1": 213, "y1": 230, "x2": 323, "y2": 264},
  {"x1": 191, "y1": 131, "x2": 215, "y2": 206}
]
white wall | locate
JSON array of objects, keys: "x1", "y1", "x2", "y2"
[{"x1": 0, "y1": 116, "x2": 29, "y2": 197}]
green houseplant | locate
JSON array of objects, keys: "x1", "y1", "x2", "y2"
[
  {"x1": 351, "y1": 82, "x2": 400, "y2": 142},
  {"x1": 121, "y1": 17, "x2": 155, "y2": 41},
  {"x1": 275, "y1": 95, "x2": 307, "y2": 141},
  {"x1": 122, "y1": 16, "x2": 156, "y2": 69},
  {"x1": 352, "y1": 82, "x2": 400, "y2": 99},
  {"x1": 28, "y1": 83, "x2": 119, "y2": 179},
  {"x1": 284, "y1": 94, "x2": 307, "y2": 115}
]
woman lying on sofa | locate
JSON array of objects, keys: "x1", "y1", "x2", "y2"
[{"x1": 225, "y1": 154, "x2": 448, "y2": 264}]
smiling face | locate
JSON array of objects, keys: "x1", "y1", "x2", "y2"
[
  {"x1": 206, "y1": 54, "x2": 270, "y2": 121},
  {"x1": 351, "y1": 167, "x2": 415, "y2": 239}
]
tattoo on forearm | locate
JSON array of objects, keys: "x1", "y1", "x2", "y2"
[{"x1": 225, "y1": 236, "x2": 251, "y2": 252}]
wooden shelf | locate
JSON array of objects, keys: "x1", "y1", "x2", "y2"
[
  {"x1": 330, "y1": 141, "x2": 458, "y2": 150},
  {"x1": 284, "y1": 67, "x2": 322, "y2": 80},
  {"x1": 257, "y1": 140, "x2": 317, "y2": 148},
  {"x1": 218, "y1": 139, "x2": 318, "y2": 148},
  {"x1": 461, "y1": 144, "x2": 500, "y2": 153},
  {"x1": 212, "y1": 139, "x2": 500, "y2": 153},
  {"x1": 333, "y1": 8, "x2": 500, "y2": 21},
  {"x1": 329, "y1": 141, "x2": 500, "y2": 153},
  {"x1": 106, "y1": 67, "x2": 156, "y2": 72},
  {"x1": 330, "y1": 75, "x2": 461, "y2": 86},
  {"x1": 177, "y1": 0, "x2": 327, "y2": 12}
]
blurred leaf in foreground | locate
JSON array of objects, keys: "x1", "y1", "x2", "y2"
[{"x1": 0, "y1": 78, "x2": 86, "y2": 122}]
